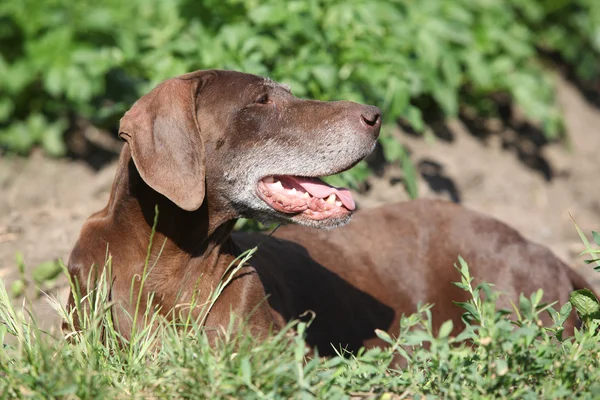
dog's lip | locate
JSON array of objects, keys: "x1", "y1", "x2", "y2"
[
  {"x1": 259, "y1": 175, "x2": 355, "y2": 210},
  {"x1": 256, "y1": 175, "x2": 355, "y2": 220}
]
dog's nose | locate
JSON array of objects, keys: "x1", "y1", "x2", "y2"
[{"x1": 360, "y1": 106, "x2": 382, "y2": 137}]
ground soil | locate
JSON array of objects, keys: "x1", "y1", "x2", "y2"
[{"x1": 1, "y1": 74, "x2": 599, "y2": 332}]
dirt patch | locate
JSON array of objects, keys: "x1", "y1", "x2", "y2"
[
  {"x1": 0, "y1": 151, "x2": 118, "y2": 330},
  {"x1": 1, "y1": 74, "x2": 599, "y2": 331}
]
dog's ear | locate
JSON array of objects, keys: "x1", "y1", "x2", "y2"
[{"x1": 118, "y1": 74, "x2": 208, "y2": 211}]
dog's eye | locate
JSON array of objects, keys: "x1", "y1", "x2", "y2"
[{"x1": 255, "y1": 94, "x2": 271, "y2": 105}]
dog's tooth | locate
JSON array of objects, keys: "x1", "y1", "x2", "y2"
[
  {"x1": 291, "y1": 188, "x2": 296, "y2": 194},
  {"x1": 273, "y1": 181, "x2": 283, "y2": 190},
  {"x1": 326, "y1": 194, "x2": 336, "y2": 204},
  {"x1": 335, "y1": 201, "x2": 342, "y2": 207},
  {"x1": 303, "y1": 192, "x2": 310, "y2": 199},
  {"x1": 264, "y1": 176, "x2": 274, "y2": 183}
]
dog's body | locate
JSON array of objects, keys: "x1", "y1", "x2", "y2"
[
  {"x1": 240, "y1": 200, "x2": 587, "y2": 353},
  {"x1": 66, "y1": 70, "x2": 588, "y2": 352}
]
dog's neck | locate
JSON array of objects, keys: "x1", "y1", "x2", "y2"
[{"x1": 106, "y1": 146, "x2": 238, "y2": 274}]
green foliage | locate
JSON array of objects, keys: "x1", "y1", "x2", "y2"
[
  {"x1": 569, "y1": 220, "x2": 600, "y2": 327},
  {"x1": 1, "y1": 0, "x2": 600, "y2": 170},
  {"x1": 9, "y1": 253, "x2": 63, "y2": 299},
  {"x1": 31, "y1": 259, "x2": 63, "y2": 284},
  {"x1": 3, "y1": 244, "x2": 600, "y2": 397},
  {"x1": 512, "y1": 0, "x2": 600, "y2": 82},
  {"x1": 570, "y1": 289, "x2": 600, "y2": 322},
  {"x1": 573, "y1": 218, "x2": 600, "y2": 271}
]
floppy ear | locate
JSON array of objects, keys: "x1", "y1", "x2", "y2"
[{"x1": 118, "y1": 75, "x2": 206, "y2": 211}]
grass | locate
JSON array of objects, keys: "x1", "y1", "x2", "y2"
[{"x1": 2, "y1": 222, "x2": 600, "y2": 398}]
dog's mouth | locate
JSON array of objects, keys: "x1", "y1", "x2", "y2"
[{"x1": 257, "y1": 175, "x2": 355, "y2": 221}]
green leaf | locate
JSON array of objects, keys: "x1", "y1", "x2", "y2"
[
  {"x1": 533, "y1": 289, "x2": 544, "y2": 307},
  {"x1": 519, "y1": 293, "x2": 531, "y2": 315},
  {"x1": 403, "y1": 330, "x2": 433, "y2": 345},
  {"x1": 375, "y1": 329, "x2": 394, "y2": 344},
  {"x1": 571, "y1": 216, "x2": 600, "y2": 269},
  {"x1": 456, "y1": 256, "x2": 471, "y2": 280},
  {"x1": 40, "y1": 118, "x2": 68, "y2": 157},
  {"x1": 400, "y1": 147, "x2": 419, "y2": 199},
  {"x1": 441, "y1": 55, "x2": 462, "y2": 88},
  {"x1": 433, "y1": 84, "x2": 458, "y2": 116},
  {"x1": 558, "y1": 302, "x2": 573, "y2": 325},
  {"x1": 248, "y1": 4, "x2": 286, "y2": 25},
  {"x1": 11, "y1": 279, "x2": 25, "y2": 298},
  {"x1": 584, "y1": 259, "x2": 600, "y2": 265},
  {"x1": 32, "y1": 260, "x2": 63, "y2": 284},
  {"x1": 569, "y1": 289, "x2": 600, "y2": 320},
  {"x1": 240, "y1": 357, "x2": 252, "y2": 384},
  {"x1": 592, "y1": 231, "x2": 600, "y2": 246},
  {"x1": 312, "y1": 65, "x2": 337, "y2": 91},
  {"x1": 438, "y1": 320, "x2": 453, "y2": 339},
  {"x1": 404, "y1": 106, "x2": 425, "y2": 133},
  {"x1": 0, "y1": 96, "x2": 14, "y2": 122},
  {"x1": 417, "y1": 28, "x2": 441, "y2": 67},
  {"x1": 496, "y1": 359, "x2": 509, "y2": 376},
  {"x1": 454, "y1": 301, "x2": 479, "y2": 320}
]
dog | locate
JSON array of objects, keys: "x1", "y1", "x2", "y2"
[{"x1": 65, "y1": 70, "x2": 589, "y2": 354}]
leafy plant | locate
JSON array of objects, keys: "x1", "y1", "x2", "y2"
[
  {"x1": 9, "y1": 252, "x2": 63, "y2": 299},
  {"x1": 512, "y1": 0, "x2": 600, "y2": 82},
  {"x1": 2, "y1": 0, "x2": 600, "y2": 191},
  {"x1": 570, "y1": 220, "x2": 600, "y2": 327}
]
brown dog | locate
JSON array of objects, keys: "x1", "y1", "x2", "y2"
[{"x1": 66, "y1": 70, "x2": 588, "y2": 353}]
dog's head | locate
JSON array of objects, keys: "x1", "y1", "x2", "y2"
[{"x1": 118, "y1": 70, "x2": 381, "y2": 229}]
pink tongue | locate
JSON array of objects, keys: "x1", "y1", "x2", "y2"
[{"x1": 291, "y1": 177, "x2": 356, "y2": 211}]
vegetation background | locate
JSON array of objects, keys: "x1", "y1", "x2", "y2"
[
  {"x1": 2, "y1": 0, "x2": 600, "y2": 397},
  {"x1": 2, "y1": 0, "x2": 600, "y2": 157}
]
